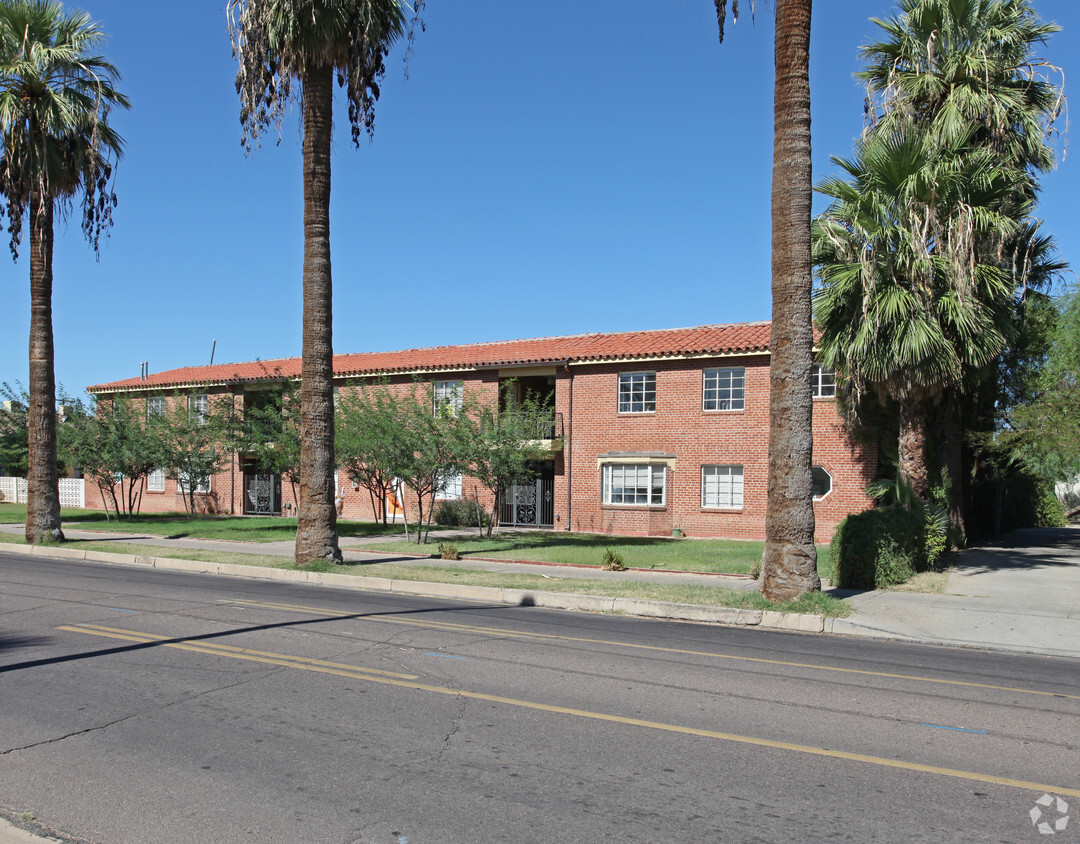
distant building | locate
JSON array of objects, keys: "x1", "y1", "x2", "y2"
[{"x1": 87, "y1": 322, "x2": 876, "y2": 540}]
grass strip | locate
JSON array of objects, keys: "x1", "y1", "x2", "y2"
[{"x1": 0, "y1": 534, "x2": 850, "y2": 617}]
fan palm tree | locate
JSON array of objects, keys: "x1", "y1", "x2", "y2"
[
  {"x1": 814, "y1": 128, "x2": 1020, "y2": 498},
  {"x1": 228, "y1": 0, "x2": 415, "y2": 565},
  {"x1": 0, "y1": 0, "x2": 128, "y2": 544},
  {"x1": 716, "y1": 0, "x2": 819, "y2": 600}
]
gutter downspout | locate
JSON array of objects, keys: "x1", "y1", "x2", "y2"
[{"x1": 565, "y1": 363, "x2": 573, "y2": 530}]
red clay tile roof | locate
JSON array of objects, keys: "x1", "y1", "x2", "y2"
[{"x1": 88, "y1": 321, "x2": 773, "y2": 393}]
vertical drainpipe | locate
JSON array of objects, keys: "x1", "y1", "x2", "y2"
[{"x1": 565, "y1": 363, "x2": 573, "y2": 530}]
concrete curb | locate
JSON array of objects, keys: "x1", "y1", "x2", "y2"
[{"x1": 16, "y1": 544, "x2": 826, "y2": 633}]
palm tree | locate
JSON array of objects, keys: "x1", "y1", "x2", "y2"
[
  {"x1": 0, "y1": 0, "x2": 128, "y2": 544},
  {"x1": 814, "y1": 128, "x2": 1020, "y2": 498},
  {"x1": 816, "y1": 0, "x2": 1064, "y2": 516},
  {"x1": 228, "y1": 0, "x2": 416, "y2": 565},
  {"x1": 716, "y1": 0, "x2": 819, "y2": 600}
]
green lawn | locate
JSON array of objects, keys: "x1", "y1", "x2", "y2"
[
  {"x1": 374, "y1": 531, "x2": 835, "y2": 578},
  {"x1": 0, "y1": 503, "x2": 414, "y2": 542}
]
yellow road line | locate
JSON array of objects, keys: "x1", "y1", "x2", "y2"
[
  {"x1": 57, "y1": 624, "x2": 417, "y2": 680},
  {"x1": 223, "y1": 599, "x2": 1080, "y2": 702},
  {"x1": 59, "y1": 621, "x2": 1080, "y2": 799}
]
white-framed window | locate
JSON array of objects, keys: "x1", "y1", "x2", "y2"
[
  {"x1": 188, "y1": 393, "x2": 209, "y2": 423},
  {"x1": 436, "y1": 472, "x2": 462, "y2": 500},
  {"x1": 179, "y1": 471, "x2": 211, "y2": 495},
  {"x1": 812, "y1": 466, "x2": 833, "y2": 500},
  {"x1": 618, "y1": 372, "x2": 656, "y2": 414},
  {"x1": 703, "y1": 367, "x2": 745, "y2": 411},
  {"x1": 701, "y1": 465, "x2": 743, "y2": 509},
  {"x1": 810, "y1": 364, "x2": 836, "y2": 398},
  {"x1": 147, "y1": 468, "x2": 166, "y2": 493},
  {"x1": 146, "y1": 396, "x2": 166, "y2": 419},
  {"x1": 433, "y1": 380, "x2": 463, "y2": 416},
  {"x1": 602, "y1": 463, "x2": 666, "y2": 506}
]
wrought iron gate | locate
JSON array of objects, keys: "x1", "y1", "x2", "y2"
[
  {"x1": 244, "y1": 473, "x2": 280, "y2": 515},
  {"x1": 500, "y1": 477, "x2": 554, "y2": 527}
]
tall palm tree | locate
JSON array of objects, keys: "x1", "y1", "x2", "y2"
[
  {"x1": 0, "y1": 0, "x2": 128, "y2": 544},
  {"x1": 716, "y1": 0, "x2": 819, "y2": 600},
  {"x1": 816, "y1": 0, "x2": 1063, "y2": 514},
  {"x1": 814, "y1": 128, "x2": 1020, "y2": 498},
  {"x1": 228, "y1": 0, "x2": 415, "y2": 565}
]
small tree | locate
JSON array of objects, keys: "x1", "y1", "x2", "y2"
[
  {"x1": 159, "y1": 393, "x2": 228, "y2": 517},
  {"x1": 60, "y1": 396, "x2": 161, "y2": 519},
  {"x1": 0, "y1": 382, "x2": 28, "y2": 477},
  {"x1": 225, "y1": 378, "x2": 302, "y2": 508},
  {"x1": 464, "y1": 384, "x2": 552, "y2": 537},
  {"x1": 336, "y1": 383, "x2": 406, "y2": 524}
]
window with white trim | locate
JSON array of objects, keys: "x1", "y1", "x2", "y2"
[
  {"x1": 433, "y1": 380, "x2": 463, "y2": 416},
  {"x1": 703, "y1": 367, "x2": 745, "y2": 411},
  {"x1": 188, "y1": 393, "x2": 209, "y2": 423},
  {"x1": 147, "y1": 468, "x2": 166, "y2": 492},
  {"x1": 701, "y1": 465, "x2": 743, "y2": 509},
  {"x1": 602, "y1": 464, "x2": 666, "y2": 506},
  {"x1": 811, "y1": 466, "x2": 832, "y2": 499},
  {"x1": 179, "y1": 471, "x2": 210, "y2": 495},
  {"x1": 146, "y1": 396, "x2": 165, "y2": 419},
  {"x1": 618, "y1": 372, "x2": 656, "y2": 414},
  {"x1": 810, "y1": 364, "x2": 836, "y2": 398},
  {"x1": 436, "y1": 472, "x2": 462, "y2": 500}
]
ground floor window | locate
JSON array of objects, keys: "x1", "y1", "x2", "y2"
[
  {"x1": 147, "y1": 468, "x2": 166, "y2": 492},
  {"x1": 812, "y1": 466, "x2": 833, "y2": 500},
  {"x1": 436, "y1": 472, "x2": 462, "y2": 499},
  {"x1": 602, "y1": 463, "x2": 665, "y2": 506},
  {"x1": 179, "y1": 472, "x2": 210, "y2": 495},
  {"x1": 702, "y1": 464, "x2": 743, "y2": 508}
]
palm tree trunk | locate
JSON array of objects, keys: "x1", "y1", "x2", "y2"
[
  {"x1": 898, "y1": 394, "x2": 930, "y2": 500},
  {"x1": 295, "y1": 63, "x2": 342, "y2": 565},
  {"x1": 761, "y1": 0, "x2": 819, "y2": 601},
  {"x1": 25, "y1": 189, "x2": 64, "y2": 544}
]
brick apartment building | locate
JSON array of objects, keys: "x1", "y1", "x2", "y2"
[{"x1": 86, "y1": 322, "x2": 877, "y2": 541}]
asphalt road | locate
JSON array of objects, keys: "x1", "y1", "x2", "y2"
[{"x1": 1, "y1": 551, "x2": 1078, "y2": 843}]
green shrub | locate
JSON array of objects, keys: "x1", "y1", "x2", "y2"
[
  {"x1": 433, "y1": 498, "x2": 491, "y2": 528},
  {"x1": 1001, "y1": 472, "x2": 1068, "y2": 531},
  {"x1": 601, "y1": 548, "x2": 626, "y2": 571},
  {"x1": 831, "y1": 506, "x2": 922, "y2": 589},
  {"x1": 438, "y1": 542, "x2": 461, "y2": 560}
]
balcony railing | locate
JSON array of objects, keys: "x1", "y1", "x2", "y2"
[{"x1": 494, "y1": 411, "x2": 564, "y2": 443}]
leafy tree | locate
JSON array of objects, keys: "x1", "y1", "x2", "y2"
[
  {"x1": 225, "y1": 379, "x2": 302, "y2": 507},
  {"x1": 0, "y1": 0, "x2": 128, "y2": 543},
  {"x1": 228, "y1": 0, "x2": 421, "y2": 565},
  {"x1": 462, "y1": 384, "x2": 552, "y2": 538},
  {"x1": 158, "y1": 394, "x2": 228, "y2": 517},
  {"x1": 0, "y1": 382, "x2": 28, "y2": 476},
  {"x1": 335, "y1": 382, "x2": 408, "y2": 525},
  {"x1": 715, "y1": 0, "x2": 819, "y2": 599},
  {"x1": 59, "y1": 397, "x2": 161, "y2": 520}
]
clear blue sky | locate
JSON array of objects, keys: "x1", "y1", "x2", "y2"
[{"x1": 3, "y1": 0, "x2": 1076, "y2": 398}]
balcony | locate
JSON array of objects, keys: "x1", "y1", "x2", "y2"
[{"x1": 494, "y1": 411, "x2": 564, "y2": 452}]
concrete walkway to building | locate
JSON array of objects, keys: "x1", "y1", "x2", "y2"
[{"x1": 3, "y1": 523, "x2": 1079, "y2": 659}]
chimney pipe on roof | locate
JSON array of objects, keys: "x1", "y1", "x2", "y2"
[{"x1": 210, "y1": 339, "x2": 217, "y2": 366}]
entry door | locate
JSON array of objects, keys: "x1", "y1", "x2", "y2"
[{"x1": 245, "y1": 473, "x2": 280, "y2": 515}]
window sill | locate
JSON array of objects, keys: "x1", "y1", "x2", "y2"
[
  {"x1": 701, "y1": 507, "x2": 744, "y2": 514},
  {"x1": 601, "y1": 504, "x2": 667, "y2": 511}
]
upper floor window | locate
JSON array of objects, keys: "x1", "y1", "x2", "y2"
[
  {"x1": 618, "y1": 372, "x2": 656, "y2": 414},
  {"x1": 811, "y1": 364, "x2": 836, "y2": 398},
  {"x1": 703, "y1": 367, "x2": 744, "y2": 411},
  {"x1": 188, "y1": 394, "x2": 208, "y2": 424},
  {"x1": 146, "y1": 396, "x2": 165, "y2": 419},
  {"x1": 602, "y1": 463, "x2": 666, "y2": 506},
  {"x1": 434, "y1": 380, "x2": 463, "y2": 416}
]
